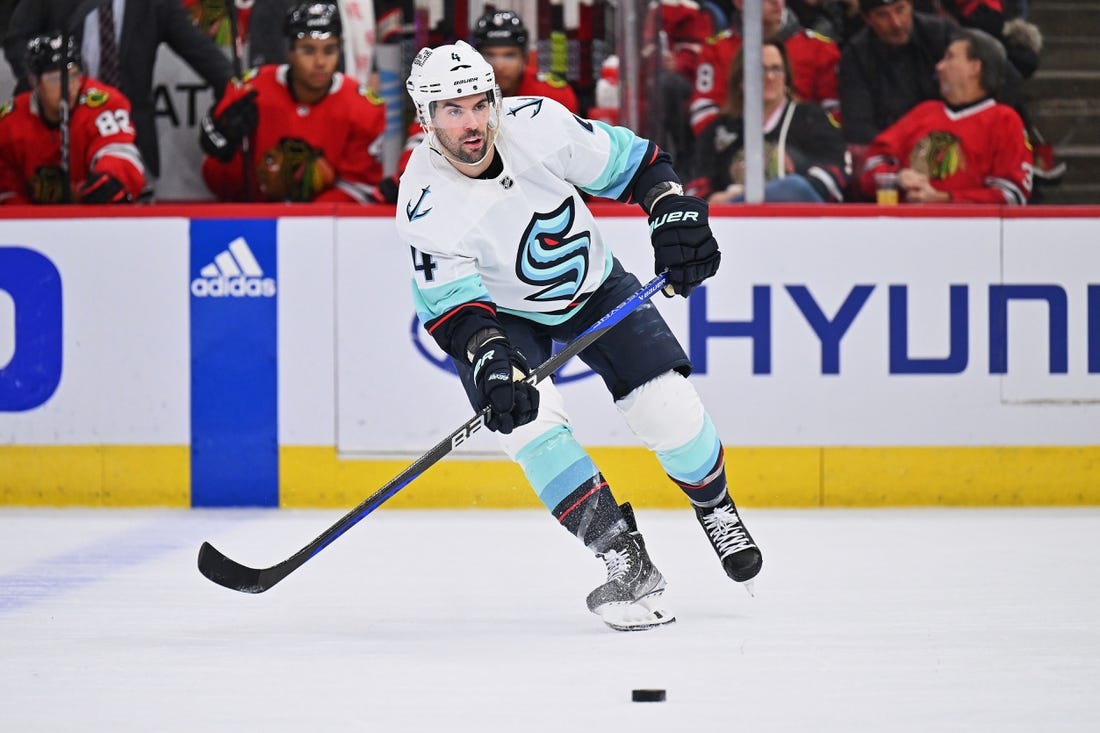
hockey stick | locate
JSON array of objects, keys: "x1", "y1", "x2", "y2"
[
  {"x1": 223, "y1": 1, "x2": 255, "y2": 202},
  {"x1": 198, "y1": 271, "x2": 670, "y2": 594},
  {"x1": 57, "y1": 0, "x2": 105, "y2": 202}
]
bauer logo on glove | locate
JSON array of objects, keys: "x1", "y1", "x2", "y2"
[
  {"x1": 648, "y1": 208, "x2": 700, "y2": 233},
  {"x1": 648, "y1": 194, "x2": 720, "y2": 297}
]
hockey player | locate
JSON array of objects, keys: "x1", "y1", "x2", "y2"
[
  {"x1": 396, "y1": 41, "x2": 763, "y2": 631},
  {"x1": 0, "y1": 35, "x2": 145, "y2": 205},
  {"x1": 689, "y1": 0, "x2": 840, "y2": 136},
  {"x1": 199, "y1": 2, "x2": 385, "y2": 203},
  {"x1": 859, "y1": 28, "x2": 1032, "y2": 204},
  {"x1": 471, "y1": 9, "x2": 579, "y2": 113}
]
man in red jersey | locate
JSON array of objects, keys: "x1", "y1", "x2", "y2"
[
  {"x1": 859, "y1": 28, "x2": 1032, "y2": 204},
  {"x1": 689, "y1": 0, "x2": 840, "y2": 136},
  {"x1": 199, "y1": 2, "x2": 385, "y2": 203},
  {"x1": 471, "y1": 9, "x2": 579, "y2": 113},
  {"x1": 0, "y1": 35, "x2": 145, "y2": 205}
]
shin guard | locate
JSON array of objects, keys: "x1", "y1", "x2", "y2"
[{"x1": 551, "y1": 474, "x2": 628, "y2": 553}]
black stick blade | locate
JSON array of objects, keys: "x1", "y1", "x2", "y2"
[{"x1": 197, "y1": 542, "x2": 268, "y2": 594}]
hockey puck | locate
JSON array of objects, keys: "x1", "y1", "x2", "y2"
[{"x1": 631, "y1": 689, "x2": 666, "y2": 702}]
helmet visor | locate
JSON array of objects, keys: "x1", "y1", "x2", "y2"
[{"x1": 428, "y1": 92, "x2": 498, "y2": 130}]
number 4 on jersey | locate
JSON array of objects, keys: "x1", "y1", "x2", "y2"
[{"x1": 411, "y1": 246, "x2": 436, "y2": 281}]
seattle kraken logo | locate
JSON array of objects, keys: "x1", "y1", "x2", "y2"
[
  {"x1": 507, "y1": 98, "x2": 544, "y2": 118},
  {"x1": 516, "y1": 198, "x2": 590, "y2": 304},
  {"x1": 406, "y1": 186, "x2": 432, "y2": 221}
]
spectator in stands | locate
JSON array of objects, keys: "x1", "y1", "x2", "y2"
[
  {"x1": 690, "y1": 0, "x2": 840, "y2": 137},
  {"x1": 643, "y1": 1, "x2": 717, "y2": 176},
  {"x1": 659, "y1": 0, "x2": 716, "y2": 83},
  {"x1": 788, "y1": 0, "x2": 863, "y2": 47},
  {"x1": 858, "y1": 27, "x2": 1032, "y2": 204},
  {"x1": 471, "y1": 9, "x2": 578, "y2": 112},
  {"x1": 3, "y1": 0, "x2": 234, "y2": 183},
  {"x1": 693, "y1": 39, "x2": 848, "y2": 203},
  {"x1": 199, "y1": 2, "x2": 385, "y2": 202},
  {"x1": 838, "y1": 0, "x2": 954, "y2": 146},
  {"x1": 0, "y1": 34, "x2": 145, "y2": 204}
]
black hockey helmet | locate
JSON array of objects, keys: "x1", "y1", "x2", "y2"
[
  {"x1": 472, "y1": 10, "x2": 528, "y2": 51},
  {"x1": 285, "y1": 2, "x2": 342, "y2": 41},
  {"x1": 24, "y1": 34, "x2": 81, "y2": 77}
]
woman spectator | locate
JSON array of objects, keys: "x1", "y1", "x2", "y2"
[{"x1": 693, "y1": 39, "x2": 848, "y2": 203}]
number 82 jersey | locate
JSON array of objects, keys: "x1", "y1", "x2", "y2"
[{"x1": 0, "y1": 79, "x2": 145, "y2": 205}]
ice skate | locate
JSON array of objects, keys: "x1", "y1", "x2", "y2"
[
  {"x1": 695, "y1": 493, "x2": 762, "y2": 593},
  {"x1": 586, "y1": 503, "x2": 675, "y2": 631}
]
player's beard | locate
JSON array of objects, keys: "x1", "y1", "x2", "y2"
[{"x1": 436, "y1": 123, "x2": 497, "y2": 167}]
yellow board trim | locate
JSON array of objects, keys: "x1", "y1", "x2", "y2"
[
  {"x1": 0, "y1": 446, "x2": 190, "y2": 506},
  {"x1": 1, "y1": 445, "x2": 1097, "y2": 507},
  {"x1": 279, "y1": 445, "x2": 1100, "y2": 509}
]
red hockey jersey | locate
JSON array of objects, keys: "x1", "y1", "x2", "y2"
[
  {"x1": 860, "y1": 98, "x2": 1033, "y2": 204},
  {"x1": 202, "y1": 65, "x2": 385, "y2": 202},
  {"x1": 689, "y1": 27, "x2": 840, "y2": 135},
  {"x1": 0, "y1": 79, "x2": 145, "y2": 205},
  {"x1": 515, "y1": 66, "x2": 579, "y2": 113}
]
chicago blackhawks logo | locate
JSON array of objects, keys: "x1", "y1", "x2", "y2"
[
  {"x1": 910, "y1": 130, "x2": 963, "y2": 180},
  {"x1": 256, "y1": 137, "x2": 334, "y2": 202},
  {"x1": 30, "y1": 166, "x2": 66, "y2": 204},
  {"x1": 0, "y1": 100, "x2": 13, "y2": 120},
  {"x1": 83, "y1": 88, "x2": 109, "y2": 108},
  {"x1": 359, "y1": 85, "x2": 384, "y2": 106},
  {"x1": 516, "y1": 197, "x2": 590, "y2": 305}
]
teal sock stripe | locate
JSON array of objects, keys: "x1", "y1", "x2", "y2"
[
  {"x1": 515, "y1": 425, "x2": 599, "y2": 510},
  {"x1": 655, "y1": 413, "x2": 722, "y2": 484}
]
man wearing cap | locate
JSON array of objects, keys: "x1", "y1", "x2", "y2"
[
  {"x1": 858, "y1": 27, "x2": 1032, "y2": 204},
  {"x1": 838, "y1": 0, "x2": 955, "y2": 146},
  {"x1": 198, "y1": 2, "x2": 385, "y2": 202},
  {"x1": 0, "y1": 34, "x2": 145, "y2": 204}
]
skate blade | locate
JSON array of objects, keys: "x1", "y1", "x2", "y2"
[
  {"x1": 740, "y1": 579, "x2": 756, "y2": 597},
  {"x1": 594, "y1": 592, "x2": 676, "y2": 632}
]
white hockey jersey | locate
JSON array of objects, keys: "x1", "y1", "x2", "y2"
[{"x1": 395, "y1": 96, "x2": 652, "y2": 327}]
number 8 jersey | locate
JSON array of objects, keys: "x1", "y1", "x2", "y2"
[{"x1": 0, "y1": 79, "x2": 145, "y2": 205}]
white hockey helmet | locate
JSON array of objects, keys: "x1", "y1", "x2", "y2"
[{"x1": 406, "y1": 40, "x2": 501, "y2": 130}]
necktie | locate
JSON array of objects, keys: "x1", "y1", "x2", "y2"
[{"x1": 98, "y1": 0, "x2": 120, "y2": 87}]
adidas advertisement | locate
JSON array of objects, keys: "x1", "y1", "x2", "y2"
[
  {"x1": 189, "y1": 220, "x2": 279, "y2": 507},
  {"x1": 190, "y1": 236, "x2": 277, "y2": 298}
]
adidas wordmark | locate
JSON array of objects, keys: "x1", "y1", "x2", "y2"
[{"x1": 191, "y1": 237, "x2": 277, "y2": 298}]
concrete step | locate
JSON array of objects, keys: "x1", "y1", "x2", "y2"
[
  {"x1": 1027, "y1": 70, "x2": 1100, "y2": 100},
  {"x1": 1030, "y1": 98, "x2": 1100, "y2": 146},
  {"x1": 1034, "y1": 183, "x2": 1100, "y2": 205},
  {"x1": 1029, "y1": 2, "x2": 1100, "y2": 39},
  {"x1": 1048, "y1": 144, "x2": 1100, "y2": 188},
  {"x1": 1039, "y1": 37, "x2": 1100, "y2": 72}
]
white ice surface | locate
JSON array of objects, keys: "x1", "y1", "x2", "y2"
[{"x1": 2, "y1": 507, "x2": 1099, "y2": 732}]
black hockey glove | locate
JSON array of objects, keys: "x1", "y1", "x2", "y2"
[
  {"x1": 648, "y1": 194, "x2": 721, "y2": 297},
  {"x1": 470, "y1": 335, "x2": 540, "y2": 435},
  {"x1": 199, "y1": 90, "x2": 258, "y2": 162},
  {"x1": 78, "y1": 171, "x2": 130, "y2": 204}
]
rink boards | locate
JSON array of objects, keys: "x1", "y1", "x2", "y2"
[{"x1": 1, "y1": 204, "x2": 1098, "y2": 508}]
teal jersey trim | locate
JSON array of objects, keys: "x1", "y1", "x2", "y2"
[
  {"x1": 655, "y1": 413, "x2": 722, "y2": 484},
  {"x1": 579, "y1": 121, "x2": 649, "y2": 200},
  {"x1": 412, "y1": 273, "x2": 491, "y2": 325}
]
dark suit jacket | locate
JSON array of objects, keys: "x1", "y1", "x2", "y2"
[{"x1": 4, "y1": 0, "x2": 234, "y2": 176}]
